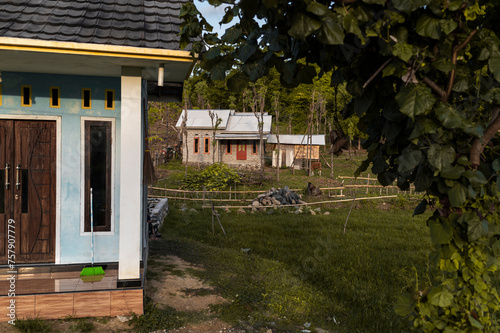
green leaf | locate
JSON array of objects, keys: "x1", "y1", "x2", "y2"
[
  {"x1": 220, "y1": 6, "x2": 235, "y2": 24},
  {"x1": 488, "y1": 52, "x2": 500, "y2": 82},
  {"x1": 296, "y1": 65, "x2": 317, "y2": 84},
  {"x1": 343, "y1": 15, "x2": 365, "y2": 44},
  {"x1": 243, "y1": 62, "x2": 269, "y2": 82},
  {"x1": 413, "y1": 199, "x2": 427, "y2": 216},
  {"x1": 439, "y1": 19, "x2": 458, "y2": 35},
  {"x1": 448, "y1": 183, "x2": 466, "y2": 207},
  {"x1": 493, "y1": 240, "x2": 500, "y2": 256},
  {"x1": 365, "y1": 19, "x2": 382, "y2": 37},
  {"x1": 416, "y1": 14, "x2": 441, "y2": 39},
  {"x1": 457, "y1": 156, "x2": 469, "y2": 166},
  {"x1": 394, "y1": 293, "x2": 412, "y2": 316},
  {"x1": 288, "y1": 12, "x2": 322, "y2": 40},
  {"x1": 353, "y1": 6, "x2": 372, "y2": 22},
  {"x1": 428, "y1": 144, "x2": 455, "y2": 171},
  {"x1": 210, "y1": 61, "x2": 231, "y2": 81},
  {"x1": 237, "y1": 41, "x2": 258, "y2": 62},
  {"x1": 448, "y1": 0, "x2": 463, "y2": 11},
  {"x1": 432, "y1": 58, "x2": 454, "y2": 73},
  {"x1": 429, "y1": 219, "x2": 452, "y2": 245},
  {"x1": 468, "y1": 314, "x2": 484, "y2": 330},
  {"x1": 440, "y1": 165, "x2": 464, "y2": 180},
  {"x1": 227, "y1": 72, "x2": 249, "y2": 93},
  {"x1": 377, "y1": 170, "x2": 397, "y2": 186},
  {"x1": 392, "y1": 0, "x2": 431, "y2": 12},
  {"x1": 435, "y1": 102, "x2": 467, "y2": 130},
  {"x1": 409, "y1": 118, "x2": 438, "y2": 140},
  {"x1": 451, "y1": 77, "x2": 469, "y2": 92},
  {"x1": 318, "y1": 15, "x2": 345, "y2": 45},
  {"x1": 478, "y1": 47, "x2": 490, "y2": 61},
  {"x1": 468, "y1": 220, "x2": 488, "y2": 241},
  {"x1": 395, "y1": 85, "x2": 437, "y2": 120},
  {"x1": 307, "y1": 2, "x2": 331, "y2": 16},
  {"x1": 262, "y1": 0, "x2": 278, "y2": 8},
  {"x1": 427, "y1": 285, "x2": 453, "y2": 307},
  {"x1": 354, "y1": 92, "x2": 374, "y2": 116},
  {"x1": 493, "y1": 158, "x2": 500, "y2": 172},
  {"x1": 414, "y1": 165, "x2": 434, "y2": 192},
  {"x1": 362, "y1": 0, "x2": 386, "y2": 4},
  {"x1": 204, "y1": 46, "x2": 221, "y2": 60},
  {"x1": 392, "y1": 42, "x2": 413, "y2": 62},
  {"x1": 221, "y1": 25, "x2": 242, "y2": 43},
  {"x1": 382, "y1": 121, "x2": 401, "y2": 142},
  {"x1": 463, "y1": 170, "x2": 488, "y2": 186},
  {"x1": 397, "y1": 146, "x2": 422, "y2": 174},
  {"x1": 372, "y1": 154, "x2": 388, "y2": 174}
]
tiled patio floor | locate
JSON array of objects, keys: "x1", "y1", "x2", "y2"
[{"x1": 0, "y1": 264, "x2": 143, "y2": 321}]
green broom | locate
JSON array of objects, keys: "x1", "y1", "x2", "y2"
[{"x1": 80, "y1": 188, "x2": 105, "y2": 281}]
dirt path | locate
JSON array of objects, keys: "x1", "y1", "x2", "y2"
[
  {"x1": 0, "y1": 255, "x2": 238, "y2": 333},
  {"x1": 146, "y1": 254, "x2": 242, "y2": 333}
]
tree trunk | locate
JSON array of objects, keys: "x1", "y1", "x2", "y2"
[
  {"x1": 182, "y1": 104, "x2": 189, "y2": 177},
  {"x1": 274, "y1": 95, "x2": 280, "y2": 182}
]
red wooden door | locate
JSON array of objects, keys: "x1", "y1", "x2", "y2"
[
  {"x1": 0, "y1": 120, "x2": 56, "y2": 264},
  {"x1": 0, "y1": 120, "x2": 13, "y2": 264},
  {"x1": 236, "y1": 141, "x2": 247, "y2": 160}
]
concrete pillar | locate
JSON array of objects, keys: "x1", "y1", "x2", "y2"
[
  {"x1": 272, "y1": 150, "x2": 277, "y2": 168},
  {"x1": 118, "y1": 67, "x2": 143, "y2": 280}
]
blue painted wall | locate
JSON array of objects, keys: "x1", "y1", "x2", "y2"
[{"x1": 0, "y1": 71, "x2": 122, "y2": 264}]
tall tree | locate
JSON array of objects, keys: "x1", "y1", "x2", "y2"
[
  {"x1": 181, "y1": 1, "x2": 500, "y2": 331},
  {"x1": 249, "y1": 85, "x2": 267, "y2": 174},
  {"x1": 208, "y1": 105, "x2": 222, "y2": 164},
  {"x1": 182, "y1": 103, "x2": 189, "y2": 177},
  {"x1": 274, "y1": 93, "x2": 281, "y2": 181}
]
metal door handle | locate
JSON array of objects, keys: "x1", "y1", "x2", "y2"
[
  {"x1": 16, "y1": 164, "x2": 20, "y2": 190},
  {"x1": 5, "y1": 163, "x2": 9, "y2": 189}
]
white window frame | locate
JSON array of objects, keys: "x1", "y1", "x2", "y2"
[{"x1": 80, "y1": 116, "x2": 116, "y2": 235}]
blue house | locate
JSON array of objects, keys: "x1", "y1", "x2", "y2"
[{"x1": 0, "y1": 0, "x2": 195, "y2": 320}]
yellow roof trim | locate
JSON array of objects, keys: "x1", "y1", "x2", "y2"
[{"x1": 0, "y1": 37, "x2": 196, "y2": 62}]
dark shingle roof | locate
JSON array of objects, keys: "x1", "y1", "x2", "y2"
[{"x1": 0, "y1": 0, "x2": 189, "y2": 50}]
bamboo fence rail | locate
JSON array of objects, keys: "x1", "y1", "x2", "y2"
[
  {"x1": 201, "y1": 195, "x2": 398, "y2": 209},
  {"x1": 149, "y1": 182, "x2": 417, "y2": 206}
]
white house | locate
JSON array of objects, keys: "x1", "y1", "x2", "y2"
[
  {"x1": 176, "y1": 109, "x2": 272, "y2": 169},
  {"x1": 0, "y1": 0, "x2": 195, "y2": 320}
]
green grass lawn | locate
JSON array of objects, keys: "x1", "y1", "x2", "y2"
[{"x1": 153, "y1": 202, "x2": 433, "y2": 332}]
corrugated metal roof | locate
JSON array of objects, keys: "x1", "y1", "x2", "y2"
[
  {"x1": 0, "y1": 0, "x2": 189, "y2": 50},
  {"x1": 225, "y1": 113, "x2": 272, "y2": 133},
  {"x1": 267, "y1": 134, "x2": 326, "y2": 145},
  {"x1": 215, "y1": 134, "x2": 264, "y2": 140},
  {"x1": 175, "y1": 109, "x2": 233, "y2": 129}
]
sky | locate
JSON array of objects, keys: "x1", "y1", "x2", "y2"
[{"x1": 193, "y1": 0, "x2": 234, "y2": 36}]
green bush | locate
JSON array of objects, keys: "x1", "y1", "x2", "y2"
[
  {"x1": 14, "y1": 317, "x2": 51, "y2": 333},
  {"x1": 181, "y1": 162, "x2": 240, "y2": 191}
]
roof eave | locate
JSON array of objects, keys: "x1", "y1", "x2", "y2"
[{"x1": 0, "y1": 37, "x2": 196, "y2": 62}]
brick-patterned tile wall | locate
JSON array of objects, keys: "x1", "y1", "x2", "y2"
[{"x1": 182, "y1": 130, "x2": 263, "y2": 170}]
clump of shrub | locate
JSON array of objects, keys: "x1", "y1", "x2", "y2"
[
  {"x1": 14, "y1": 317, "x2": 51, "y2": 333},
  {"x1": 129, "y1": 299, "x2": 183, "y2": 333},
  {"x1": 181, "y1": 162, "x2": 240, "y2": 191}
]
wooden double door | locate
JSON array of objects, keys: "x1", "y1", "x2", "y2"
[{"x1": 0, "y1": 120, "x2": 56, "y2": 264}]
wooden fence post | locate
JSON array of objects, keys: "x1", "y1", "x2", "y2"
[{"x1": 203, "y1": 186, "x2": 206, "y2": 207}]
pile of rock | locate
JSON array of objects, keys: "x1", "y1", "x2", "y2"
[
  {"x1": 251, "y1": 186, "x2": 306, "y2": 208},
  {"x1": 148, "y1": 198, "x2": 169, "y2": 225}
]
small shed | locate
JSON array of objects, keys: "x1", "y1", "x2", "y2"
[{"x1": 267, "y1": 134, "x2": 326, "y2": 169}]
